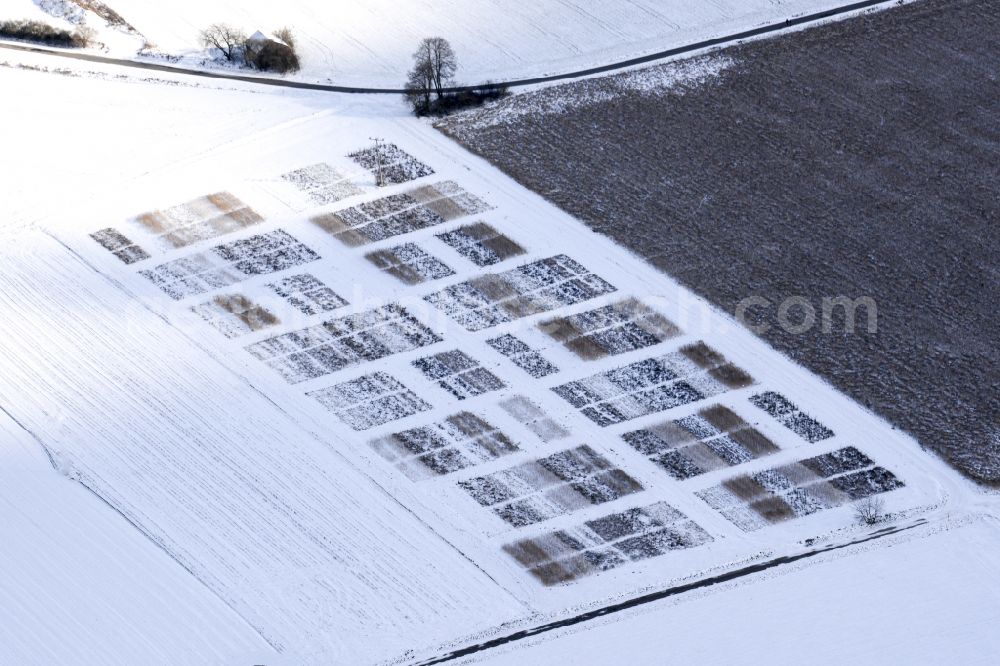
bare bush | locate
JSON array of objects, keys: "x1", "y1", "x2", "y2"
[
  {"x1": 199, "y1": 23, "x2": 246, "y2": 63},
  {"x1": 72, "y1": 24, "x2": 96, "y2": 47},
  {"x1": 854, "y1": 496, "x2": 887, "y2": 526},
  {"x1": 273, "y1": 27, "x2": 295, "y2": 49},
  {"x1": 407, "y1": 81, "x2": 510, "y2": 117}
]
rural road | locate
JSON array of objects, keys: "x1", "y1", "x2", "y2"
[
  {"x1": 414, "y1": 518, "x2": 928, "y2": 665},
  {"x1": 0, "y1": 0, "x2": 897, "y2": 94}
]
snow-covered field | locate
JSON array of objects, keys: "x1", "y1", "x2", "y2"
[
  {"x1": 467, "y1": 516, "x2": 1000, "y2": 665},
  {"x1": 0, "y1": 410, "x2": 272, "y2": 665},
  {"x1": 0, "y1": 41, "x2": 997, "y2": 666},
  {"x1": 6, "y1": 0, "x2": 856, "y2": 85}
]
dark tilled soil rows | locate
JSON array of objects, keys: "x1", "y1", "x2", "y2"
[{"x1": 440, "y1": 0, "x2": 1000, "y2": 482}]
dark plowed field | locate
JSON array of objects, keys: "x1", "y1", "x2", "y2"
[{"x1": 439, "y1": 0, "x2": 1000, "y2": 482}]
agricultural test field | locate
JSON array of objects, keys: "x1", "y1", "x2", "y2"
[
  {"x1": 0, "y1": 16, "x2": 992, "y2": 664},
  {"x1": 439, "y1": 0, "x2": 1000, "y2": 484},
  {"x1": 67, "y1": 126, "x2": 933, "y2": 614}
]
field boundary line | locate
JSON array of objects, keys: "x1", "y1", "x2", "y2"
[{"x1": 411, "y1": 518, "x2": 928, "y2": 665}]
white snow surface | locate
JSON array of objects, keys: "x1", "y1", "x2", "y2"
[
  {"x1": 0, "y1": 411, "x2": 274, "y2": 665},
  {"x1": 441, "y1": 54, "x2": 736, "y2": 136},
  {"x1": 0, "y1": 46, "x2": 996, "y2": 666},
  {"x1": 6, "y1": 0, "x2": 855, "y2": 85},
  {"x1": 467, "y1": 517, "x2": 1000, "y2": 665},
  {"x1": 1, "y1": 0, "x2": 145, "y2": 53}
]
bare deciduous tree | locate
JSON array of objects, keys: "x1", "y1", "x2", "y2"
[
  {"x1": 273, "y1": 26, "x2": 295, "y2": 48},
  {"x1": 403, "y1": 37, "x2": 503, "y2": 116},
  {"x1": 854, "y1": 495, "x2": 887, "y2": 525},
  {"x1": 200, "y1": 23, "x2": 246, "y2": 63},
  {"x1": 412, "y1": 37, "x2": 457, "y2": 98},
  {"x1": 73, "y1": 25, "x2": 96, "y2": 47},
  {"x1": 404, "y1": 56, "x2": 435, "y2": 115}
]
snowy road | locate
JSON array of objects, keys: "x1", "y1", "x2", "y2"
[{"x1": 0, "y1": 0, "x2": 898, "y2": 94}]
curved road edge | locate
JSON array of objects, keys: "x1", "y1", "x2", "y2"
[{"x1": 0, "y1": 0, "x2": 899, "y2": 94}]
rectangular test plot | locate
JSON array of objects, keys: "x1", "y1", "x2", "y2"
[
  {"x1": 459, "y1": 445, "x2": 644, "y2": 528},
  {"x1": 487, "y1": 334, "x2": 559, "y2": 379},
  {"x1": 90, "y1": 228, "x2": 150, "y2": 264},
  {"x1": 437, "y1": 221, "x2": 526, "y2": 266},
  {"x1": 504, "y1": 501, "x2": 713, "y2": 585},
  {"x1": 498, "y1": 395, "x2": 569, "y2": 443},
  {"x1": 413, "y1": 350, "x2": 506, "y2": 401},
  {"x1": 365, "y1": 243, "x2": 455, "y2": 285},
  {"x1": 308, "y1": 372, "x2": 431, "y2": 431},
  {"x1": 267, "y1": 273, "x2": 348, "y2": 315},
  {"x1": 281, "y1": 163, "x2": 363, "y2": 206},
  {"x1": 311, "y1": 181, "x2": 491, "y2": 246},
  {"x1": 750, "y1": 391, "x2": 835, "y2": 443},
  {"x1": 370, "y1": 412, "x2": 519, "y2": 478},
  {"x1": 697, "y1": 446, "x2": 904, "y2": 531},
  {"x1": 192, "y1": 294, "x2": 279, "y2": 339},
  {"x1": 425, "y1": 254, "x2": 617, "y2": 331},
  {"x1": 552, "y1": 342, "x2": 754, "y2": 427},
  {"x1": 246, "y1": 303, "x2": 442, "y2": 384},
  {"x1": 134, "y1": 191, "x2": 264, "y2": 249},
  {"x1": 538, "y1": 298, "x2": 679, "y2": 360},
  {"x1": 623, "y1": 404, "x2": 779, "y2": 480},
  {"x1": 348, "y1": 142, "x2": 435, "y2": 185},
  {"x1": 140, "y1": 229, "x2": 320, "y2": 300}
]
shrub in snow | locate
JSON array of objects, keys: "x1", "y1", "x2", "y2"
[
  {"x1": 854, "y1": 495, "x2": 887, "y2": 526},
  {"x1": 245, "y1": 34, "x2": 300, "y2": 74}
]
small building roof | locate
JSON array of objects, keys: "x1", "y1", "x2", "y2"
[{"x1": 247, "y1": 30, "x2": 288, "y2": 46}]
